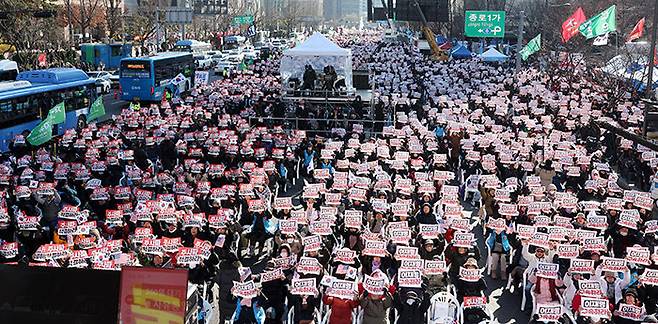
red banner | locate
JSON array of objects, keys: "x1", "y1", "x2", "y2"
[
  {"x1": 562, "y1": 7, "x2": 586, "y2": 43},
  {"x1": 119, "y1": 267, "x2": 188, "y2": 324}
]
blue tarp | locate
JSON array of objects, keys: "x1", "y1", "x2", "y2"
[
  {"x1": 480, "y1": 48, "x2": 509, "y2": 62},
  {"x1": 435, "y1": 35, "x2": 448, "y2": 45},
  {"x1": 451, "y1": 45, "x2": 472, "y2": 59}
]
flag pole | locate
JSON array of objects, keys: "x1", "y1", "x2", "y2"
[
  {"x1": 643, "y1": 0, "x2": 658, "y2": 136},
  {"x1": 515, "y1": 10, "x2": 525, "y2": 74}
]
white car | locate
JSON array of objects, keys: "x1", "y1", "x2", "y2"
[
  {"x1": 214, "y1": 56, "x2": 242, "y2": 74},
  {"x1": 242, "y1": 47, "x2": 257, "y2": 61},
  {"x1": 108, "y1": 70, "x2": 120, "y2": 85},
  {"x1": 211, "y1": 53, "x2": 227, "y2": 66},
  {"x1": 194, "y1": 54, "x2": 214, "y2": 69},
  {"x1": 87, "y1": 71, "x2": 112, "y2": 93}
]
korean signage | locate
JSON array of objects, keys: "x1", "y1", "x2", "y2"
[
  {"x1": 465, "y1": 11, "x2": 506, "y2": 38},
  {"x1": 232, "y1": 15, "x2": 254, "y2": 25}
]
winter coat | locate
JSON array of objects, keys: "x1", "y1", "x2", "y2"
[
  {"x1": 323, "y1": 295, "x2": 359, "y2": 324},
  {"x1": 216, "y1": 261, "x2": 241, "y2": 316},
  {"x1": 361, "y1": 294, "x2": 392, "y2": 324}
]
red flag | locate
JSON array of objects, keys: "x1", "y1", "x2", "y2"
[
  {"x1": 562, "y1": 7, "x2": 586, "y2": 43},
  {"x1": 627, "y1": 18, "x2": 645, "y2": 42}
]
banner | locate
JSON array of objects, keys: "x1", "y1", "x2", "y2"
[
  {"x1": 641, "y1": 269, "x2": 658, "y2": 286},
  {"x1": 88, "y1": 96, "x2": 106, "y2": 121},
  {"x1": 46, "y1": 101, "x2": 66, "y2": 125},
  {"x1": 459, "y1": 267, "x2": 482, "y2": 282},
  {"x1": 615, "y1": 304, "x2": 644, "y2": 320},
  {"x1": 334, "y1": 249, "x2": 356, "y2": 264},
  {"x1": 570, "y1": 259, "x2": 595, "y2": 274},
  {"x1": 327, "y1": 279, "x2": 356, "y2": 299},
  {"x1": 562, "y1": 7, "x2": 586, "y2": 42},
  {"x1": 233, "y1": 280, "x2": 258, "y2": 299},
  {"x1": 536, "y1": 262, "x2": 559, "y2": 279},
  {"x1": 601, "y1": 257, "x2": 627, "y2": 272},
  {"x1": 194, "y1": 71, "x2": 209, "y2": 85},
  {"x1": 302, "y1": 235, "x2": 322, "y2": 252},
  {"x1": 395, "y1": 246, "x2": 419, "y2": 260},
  {"x1": 580, "y1": 297, "x2": 610, "y2": 319},
  {"x1": 453, "y1": 232, "x2": 474, "y2": 248},
  {"x1": 397, "y1": 269, "x2": 422, "y2": 288},
  {"x1": 537, "y1": 304, "x2": 563, "y2": 322},
  {"x1": 290, "y1": 278, "x2": 318, "y2": 296},
  {"x1": 556, "y1": 244, "x2": 579, "y2": 259},
  {"x1": 578, "y1": 5, "x2": 616, "y2": 39},
  {"x1": 520, "y1": 34, "x2": 541, "y2": 61},
  {"x1": 260, "y1": 268, "x2": 284, "y2": 283},
  {"x1": 463, "y1": 296, "x2": 487, "y2": 309},
  {"x1": 424, "y1": 260, "x2": 447, "y2": 275},
  {"x1": 626, "y1": 246, "x2": 651, "y2": 265},
  {"x1": 578, "y1": 280, "x2": 603, "y2": 298},
  {"x1": 363, "y1": 274, "x2": 386, "y2": 295},
  {"x1": 627, "y1": 17, "x2": 645, "y2": 42},
  {"x1": 297, "y1": 257, "x2": 322, "y2": 275},
  {"x1": 27, "y1": 119, "x2": 52, "y2": 146},
  {"x1": 119, "y1": 267, "x2": 188, "y2": 324},
  {"x1": 363, "y1": 240, "x2": 387, "y2": 257}
]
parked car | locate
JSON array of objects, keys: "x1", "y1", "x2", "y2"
[
  {"x1": 242, "y1": 47, "x2": 257, "y2": 61},
  {"x1": 194, "y1": 54, "x2": 214, "y2": 69},
  {"x1": 211, "y1": 53, "x2": 227, "y2": 66},
  {"x1": 87, "y1": 70, "x2": 112, "y2": 93},
  {"x1": 214, "y1": 56, "x2": 242, "y2": 75},
  {"x1": 108, "y1": 70, "x2": 120, "y2": 85}
]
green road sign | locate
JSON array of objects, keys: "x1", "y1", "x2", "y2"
[
  {"x1": 464, "y1": 11, "x2": 506, "y2": 38},
  {"x1": 232, "y1": 15, "x2": 254, "y2": 26}
]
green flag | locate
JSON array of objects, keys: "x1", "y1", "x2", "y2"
[
  {"x1": 88, "y1": 96, "x2": 105, "y2": 122},
  {"x1": 578, "y1": 5, "x2": 616, "y2": 39},
  {"x1": 46, "y1": 101, "x2": 66, "y2": 124},
  {"x1": 26, "y1": 119, "x2": 52, "y2": 146},
  {"x1": 520, "y1": 34, "x2": 541, "y2": 61}
]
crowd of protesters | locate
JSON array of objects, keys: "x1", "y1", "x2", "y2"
[{"x1": 0, "y1": 28, "x2": 658, "y2": 324}]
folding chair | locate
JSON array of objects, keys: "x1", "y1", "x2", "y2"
[
  {"x1": 530, "y1": 290, "x2": 538, "y2": 316},
  {"x1": 520, "y1": 268, "x2": 530, "y2": 311},
  {"x1": 321, "y1": 308, "x2": 332, "y2": 324},
  {"x1": 352, "y1": 307, "x2": 363, "y2": 324},
  {"x1": 485, "y1": 244, "x2": 493, "y2": 276},
  {"x1": 427, "y1": 292, "x2": 459, "y2": 324},
  {"x1": 286, "y1": 306, "x2": 295, "y2": 324}
]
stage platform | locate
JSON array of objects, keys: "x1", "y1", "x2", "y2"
[{"x1": 281, "y1": 89, "x2": 373, "y2": 105}]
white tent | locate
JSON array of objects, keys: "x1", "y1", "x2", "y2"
[
  {"x1": 280, "y1": 32, "x2": 353, "y2": 89},
  {"x1": 480, "y1": 48, "x2": 508, "y2": 62}
]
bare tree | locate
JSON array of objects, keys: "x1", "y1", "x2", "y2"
[
  {"x1": 106, "y1": 0, "x2": 122, "y2": 40},
  {"x1": 0, "y1": 0, "x2": 70, "y2": 67},
  {"x1": 280, "y1": 2, "x2": 303, "y2": 33},
  {"x1": 62, "y1": 0, "x2": 106, "y2": 42}
]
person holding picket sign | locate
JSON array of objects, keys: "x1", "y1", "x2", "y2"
[{"x1": 612, "y1": 289, "x2": 649, "y2": 324}]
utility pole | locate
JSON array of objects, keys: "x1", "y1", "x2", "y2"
[{"x1": 515, "y1": 10, "x2": 525, "y2": 74}]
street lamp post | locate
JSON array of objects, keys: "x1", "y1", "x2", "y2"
[{"x1": 643, "y1": 0, "x2": 658, "y2": 136}]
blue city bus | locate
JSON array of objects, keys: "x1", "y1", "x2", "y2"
[
  {"x1": 80, "y1": 43, "x2": 133, "y2": 70},
  {"x1": 0, "y1": 68, "x2": 96, "y2": 151},
  {"x1": 119, "y1": 52, "x2": 195, "y2": 102}
]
